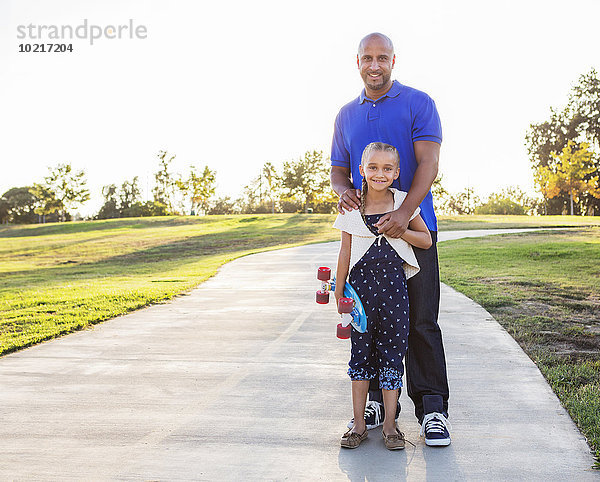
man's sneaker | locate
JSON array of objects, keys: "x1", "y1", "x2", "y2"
[
  {"x1": 346, "y1": 400, "x2": 383, "y2": 430},
  {"x1": 420, "y1": 394, "x2": 451, "y2": 446}
]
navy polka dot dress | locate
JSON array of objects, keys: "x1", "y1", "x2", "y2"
[{"x1": 347, "y1": 213, "x2": 410, "y2": 390}]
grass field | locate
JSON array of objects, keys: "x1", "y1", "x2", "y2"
[
  {"x1": 0, "y1": 214, "x2": 336, "y2": 355},
  {"x1": 438, "y1": 228, "x2": 600, "y2": 466},
  {"x1": 437, "y1": 214, "x2": 600, "y2": 230}
]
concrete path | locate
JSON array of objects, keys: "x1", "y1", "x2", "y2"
[{"x1": 0, "y1": 230, "x2": 597, "y2": 480}]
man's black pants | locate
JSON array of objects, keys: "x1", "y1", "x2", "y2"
[{"x1": 368, "y1": 231, "x2": 449, "y2": 423}]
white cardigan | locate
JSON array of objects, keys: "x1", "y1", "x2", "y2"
[{"x1": 333, "y1": 188, "x2": 421, "y2": 279}]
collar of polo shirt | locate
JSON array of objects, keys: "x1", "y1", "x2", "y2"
[{"x1": 359, "y1": 80, "x2": 403, "y2": 104}]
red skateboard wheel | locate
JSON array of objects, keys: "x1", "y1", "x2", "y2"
[
  {"x1": 317, "y1": 267, "x2": 331, "y2": 281},
  {"x1": 337, "y1": 323, "x2": 351, "y2": 339},
  {"x1": 316, "y1": 290, "x2": 329, "y2": 304},
  {"x1": 338, "y1": 297, "x2": 353, "y2": 313}
]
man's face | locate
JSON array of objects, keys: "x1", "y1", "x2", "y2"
[{"x1": 357, "y1": 37, "x2": 395, "y2": 93}]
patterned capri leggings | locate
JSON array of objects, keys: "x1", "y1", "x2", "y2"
[{"x1": 347, "y1": 253, "x2": 410, "y2": 391}]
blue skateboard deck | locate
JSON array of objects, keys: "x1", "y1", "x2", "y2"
[{"x1": 336, "y1": 278, "x2": 367, "y2": 333}]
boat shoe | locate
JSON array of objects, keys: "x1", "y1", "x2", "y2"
[
  {"x1": 340, "y1": 428, "x2": 368, "y2": 449},
  {"x1": 382, "y1": 426, "x2": 406, "y2": 450}
]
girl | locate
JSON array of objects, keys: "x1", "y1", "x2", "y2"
[{"x1": 333, "y1": 142, "x2": 432, "y2": 450}]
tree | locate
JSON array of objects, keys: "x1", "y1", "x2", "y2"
[
  {"x1": 96, "y1": 177, "x2": 142, "y2": 219},
  {"x1": 569, "y1": 69, "x2": 600, "y2": 214},
  {"x1": 0, "y1": 187, "x2": 38, "y2": 224},
  {"x1": 121, "y1": 200, "x2": 169, "y2": 217},
  {"x1": 240, "y1": 162, "x2": 282, "y2": 214},
  {"x1": 30, "y1": 183, "x2": 63, "y2": 223},
  {"x1": 534, "y1": 165, "x2": 553, "y2": 215},
  {"x1": 185, "y1": 165, "x2": 216, "y2": 215},
  {"x1": 97, "y1": 184, "x2": 120, "y2": 219},
  {"x1": 444, "y1": 188, "x2": 481, "y2": 215},
  {"x1": 207, "y1": 196, "x2": 238, "y2": 215},
  {"x1": 37, "y1": 163, "x2": 90, "y2": 221},
  {"x1": 240, "y1": 177, "x2": 270, "y2": 213},
  {"x1": 526, "y1": 68, "x2": 600, "y2": 214},
  {"x1": 474, "y1": 191, "x2": 525, "y2": 215},
  {"x1": 569, "y1": 68, "x2": 600, "y2": 148},
  {"x1": 480, "y1": 186, "x2": 539, "y2": 215},
  {"x1": 535, "y1": 141, "x2": 600, "y2": 215},
  {"x1": 431, "y1": 175, "x2": 450, "y2": 214},
  {"x1": 500, "y1": 186, "x2": 536, "y2": 212},
  {"x1": 262, "y1": 162, "x2": 280, "y2": 214},
  {"x1": 281, "y1": 150, "x2": 334, "y2": 213},
  {"x1": 153, "y1": 150, "x2": 176, "y2": 211},
  {"x1": 0, "y1": 198, "x2": 8, "y2": 224},
  {"x1": 119, "y1": 176, "x2": 141, "y2": 212}
]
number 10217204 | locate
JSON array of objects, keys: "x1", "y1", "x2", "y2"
[{"x1": 18, "y1": 44, "x2": 74, "y2": 53}]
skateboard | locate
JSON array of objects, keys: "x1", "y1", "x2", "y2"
[{"x1": 316, "y1": 266, "x2": 367, "y2": 339}]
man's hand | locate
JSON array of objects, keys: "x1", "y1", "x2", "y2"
[
  {"x1": 374, "y1": 207, "x2": 410, "y2": 238},
  {"x1": 337, "y1": 188, "x2": 362, "y2": 214}
]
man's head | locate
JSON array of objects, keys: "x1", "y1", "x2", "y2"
[{"x1": 357, "y1": 33, "x2": 395, "y2": 98}]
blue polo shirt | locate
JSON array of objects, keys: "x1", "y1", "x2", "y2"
[{"x1": 331, "y1": 80, "x2": 442, "y2": 231}]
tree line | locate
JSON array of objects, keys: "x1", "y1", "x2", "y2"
[
  {"x1": 0, "y1": 150, "x2": 338, "y2": 223},
  {"x1": 1, "y1": 68, "x2": 598, "y2": 224},
  {"x1": 432, "y1": 180, "x2": 538, "y2": 216},
  {"x1": 411, "y1": 68, "x2": 600, "y2": 216},
  {"x1": 95, "y1": 149, "x2": 339, "y2": 218},
  {"x1": 428, "y1": 68, "x2": 600, "y2": 216}
]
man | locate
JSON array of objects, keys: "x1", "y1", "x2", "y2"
[{"x1": 330, "y1": 32, "x2": 451, "y2": 446}]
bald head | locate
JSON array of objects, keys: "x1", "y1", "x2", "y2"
[{"x1": 358, "y1": 33, "x2": 394, "y2": 56}]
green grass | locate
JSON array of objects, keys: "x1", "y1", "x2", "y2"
[
  {"x1": 0, "y1": 214, "x2": 337, "y2": 355},
  {"x1": 438, "y1": 228, "x2": 600, "y2": 467},
  {"x1": 437, "y1": 214, "x2": 600, "y2": 231}
]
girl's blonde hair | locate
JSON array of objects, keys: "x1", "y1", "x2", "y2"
[{"x1": 359, "y1": 142, "x2": 400, "y2": 216}]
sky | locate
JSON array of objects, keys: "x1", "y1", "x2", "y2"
[{"x1": 1, "y1": 0, "x2": 599, "y2": 216}]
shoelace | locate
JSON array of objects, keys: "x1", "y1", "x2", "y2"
[
  {"x1": 419, "y1": 412, "x2": 451, "y2": 436},
  {"x1": 383, "y1": 429, "x2": 416, "y2": 447},
  {"x1": 364, "y1": 400, "x2": 381, "y2": 426}
]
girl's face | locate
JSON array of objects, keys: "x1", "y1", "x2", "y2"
[{"x1": 359, "y1": 151, "x2": 400, "y2": 191}]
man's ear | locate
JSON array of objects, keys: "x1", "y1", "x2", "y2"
[
  {"x1": 357, "y1": 55, "x2": 360, "y2": 68},
  {"x1": 392, "y1": 54, "x2": 396, "y2": 69}
]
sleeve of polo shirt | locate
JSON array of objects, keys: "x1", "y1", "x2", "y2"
[
  {"x1": 411, "y1": 94, "x2": 443, "y2": 144},
  {"x1": 331, "y1": 112, "x2": 350, "y2": 168}
]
